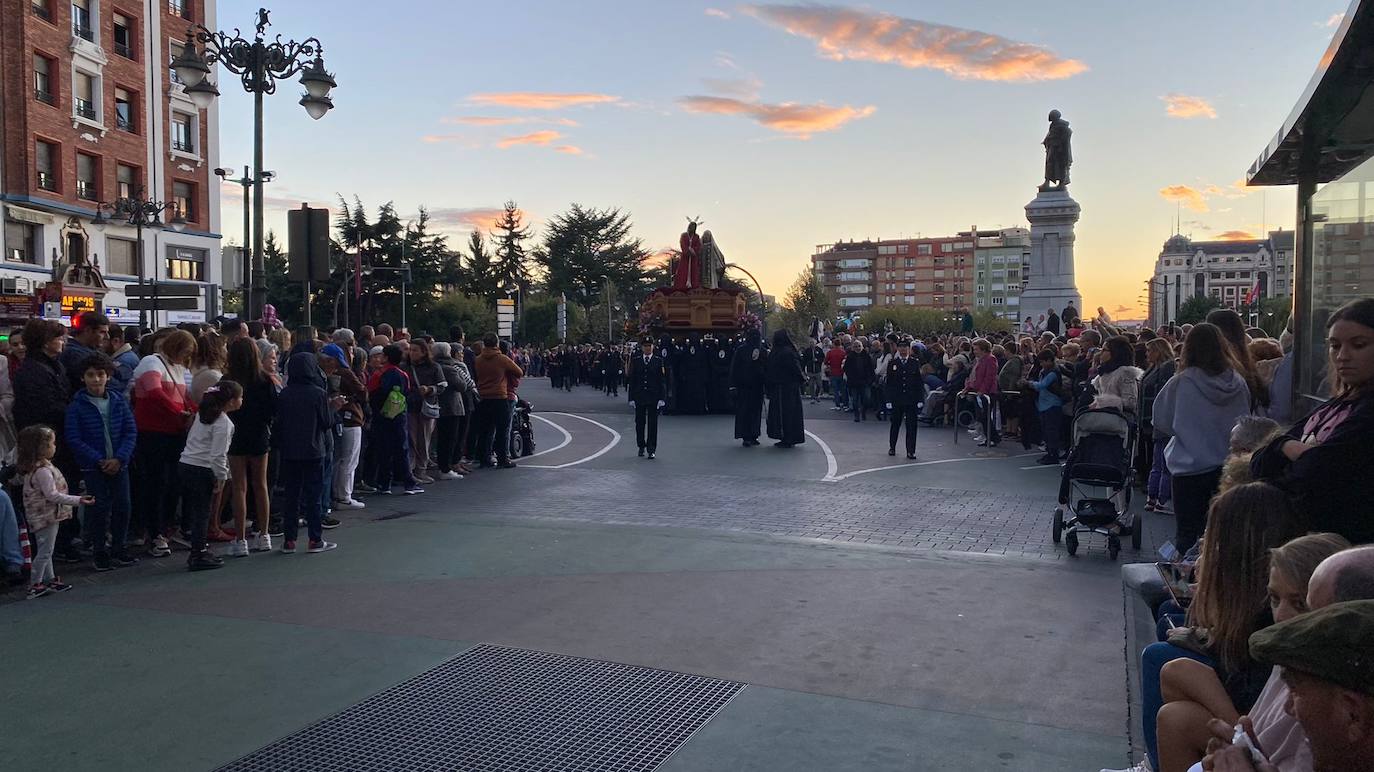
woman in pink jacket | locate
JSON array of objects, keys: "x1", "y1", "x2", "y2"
[{"x1": 961, "y1": 339, "x2": 1001, "y2": 446}]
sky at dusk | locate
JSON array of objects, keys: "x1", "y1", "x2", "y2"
[{"x1": 213, "y1": 0, "x2": 1348, "y2": 318}]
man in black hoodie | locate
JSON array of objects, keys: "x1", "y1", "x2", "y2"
[{"x1": 275, "y1": 352, "x2": 344, "y2": 553}]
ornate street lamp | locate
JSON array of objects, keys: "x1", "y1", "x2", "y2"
[
  {"x1": 92, "y1": 188, "x2": 186, "y2": 328},
  {"x1": 169, "y1": 7, "x2": 336, "y2": 320}
]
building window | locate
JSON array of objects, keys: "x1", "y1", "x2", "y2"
[
  {"x1": 116, "y1": 164, "x2": 137, "y2": 198},
  {"x1": 72, "y1": 0, "x2": 93, "y2": 40},
  {"x1": 76, "y1": 153, "x2": 98, "y2": 200},
  {"x1": 113, "y1": 13, "x2": 134, "y2": 58},
  {"x1": 169, "y1": 41, "x2": 186, "y2": 84},
  {"x1": 33, "y1": 54, "x2": 54, "y2": 104},
  {"x1": 897, "y1": 244, "x2": 909, "y2": 254},
  {"x1": 74, "y1": 70, "x2": 97, "y2": 120},
  {"x1": 36, "y1": 140, "x2": 58, "y2": 192},
  {"x1": 877, "y1": 245, "x2": 897, "y2": 255},
  {"x1": 917, "y1": 244, "x2": 931, "y2": 255},
  {"x1": 105, "y1": 237, "x2": 137, "y2": 275},
  {"x1": 166, "y1": 245, "x2": 204, "y2": 281},
  {"x1": 5, "y1": 222, "x2": 40, "y2": 264},
  {"x1": 32, "y1": 0, "x2": 52, "y2": 21},
  {"x1": 169, "y1": 0, "x2": 192, "y2": 19},
  {"x1": 172, "y1": 180, "x2": 195, "y2": 222},
  {"x1": 115, "y1": 88, "x2": 135, "y2": 132},
  {"x1": 171, "y1": 112, "x2": 194, "y2": 153},
  {"x1": 992, "y1": 296, "x2": 1005, "y2": 306}
]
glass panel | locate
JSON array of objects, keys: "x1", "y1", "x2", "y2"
[
  {"x1": 115, "y1": 89, "x2": 133, "y2": 131},
  {"x1": 76, "y1": 154, "x2": 96, "y2": 200},
  {"x1": 172, "y1": 115, "x2": 193, "y2": 152},
  {"x1": 72, "y1": 0, "x2": 91, "y2": 39},
  {"x1": 1303, "y1": 154, "x2": 1374, "y2": 399},
  {"x1": 5, "y1": 222, "x2": 39, "y2": 264},
  {"x1": 106, "y1": 237, "x2": 136, "y2": 275},
  {"x1": 117, "y1": 164, "x2": 135, "y2": 198},
  {"x1": 173, "y1": 181, "x2": 194, "y2": 220}
]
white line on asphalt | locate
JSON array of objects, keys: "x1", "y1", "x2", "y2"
[
  {"x1": 1019, "y1": 462, "x2": 1065, "y2": 470},
  {"x1": 827, "y1": 451, "x2": 1040, "y2": 482},
  {"x1": 523, "y1": 412, "x2": 622, "y2": 469},
  {"x1": 805, "y1": 430, "x2": 841, "y2": 482},
  {"x1": 528, "y1": 414, "x2": 573, "y2": 458}
]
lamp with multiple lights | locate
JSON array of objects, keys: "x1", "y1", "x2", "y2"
[{"x1": 91, "y1": 189, "x2": 186, "y2": 327}]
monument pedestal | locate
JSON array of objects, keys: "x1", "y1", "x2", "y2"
[{"x1": 1020, "y1": 188, "x2": 1082, "y2": 322}]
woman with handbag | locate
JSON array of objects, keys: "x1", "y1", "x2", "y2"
[
  {"x1": 131, "y1": 329, "x2": 196, "y2": 557},
  {"x1": 402, "y1": 340, "x2": 447, "y2": 484}
]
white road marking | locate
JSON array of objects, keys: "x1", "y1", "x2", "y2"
[
  {"x1": 825, "y1": 451, "x2": 1040, "y2": 482},
  {"x1": 805, "y1": 430, "x2": 840, "y2": 481},
  {"x1": 528, "y1": 414, "x2": 573, "y2": 458},
  {"x1": 523, "y1": 412, "x2": 622, "y2": 469},
  {"x1": 1019, "y1": 462, "x2": 1065, "y2": 470}
]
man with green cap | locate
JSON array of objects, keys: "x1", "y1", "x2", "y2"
[{"x1": 1208, "y1": 600, "x2": 1374, "y2": 771}]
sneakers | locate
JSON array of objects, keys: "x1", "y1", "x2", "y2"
[
  {"x1": 94, "y1": 554, "x2": 113, "y2": 572},
  {"x1": 251, "y1": 533, "x2": 273, "y2": 553},
  {"x1": 437, "y1": 471, "x2": 462, "y2": 480},
  {"x1": 403, "y1": 485, "x2": 425, "y2": 495},
  {"x1": 228, "y1": 539, "x2": 250, "y2": 558},
  {"x1": 54, "y1": 550, "x2": 83, "y2": 564},
  {"x1": 497, "y1": 461, "x2": 518, "y2": 469},
  {"x1": 26, "y1": 584, "x2": 50, "y2": 600},
  {"x1": 335, "y1": 498, "x2": 366, "y2": 509},
  {"x1": 1144, "y1": 498, "x2": 1157, "y2": 512},
  {"x1": 47, "y1": 579, "x2": 72, "y2": 593},
  {"x1": 147, "y1": 536, "x2": 171, "y2": 558},
  {"x1": 307, "y1": 540, "x2": 337, "y2": 554},
  {"x1": 169, "y1": 532, "x2": 192, "y2": 550},
  {"x1": 1100, "y1": 761, "x2": 1151, "y2": 772},
  {"x1": 281, "y1": 540, "x2": 297, "y2": 554},
  {"x1": 413, "y1": 474, "x2": 435, "y2": 484},
  {"x1": 111, "y1": 553, "x2": 139, "y2": 568},
  {"x1": 187, "y1": 551, "x2": 224, "y2": 571},
  {"x1": 354, "y1": 482, "x2": 377, "y2": 494},
  {"x1": 267, "y1": 519, "x2": 285, "y2": 538},
  {"x1": 1155, "y1": 502, "x2": 1175, "y2": 515},
  {"x1": 321, "y1": 515, "x2": 341, "y2": 530}
]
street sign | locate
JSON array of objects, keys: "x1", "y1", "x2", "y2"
[
  {"x1": 497, "y1": 297, "x2": 515, "y2": 337},
  {"x1": 0, "y1": 293, "x2": 33, "y2": 317},
  {"x1": 123, "y1": 283, "x2": 202, "y2": 298},
  {"x1": 556, "y1": 293, "x2": 567, "y2": 339},
  {"x1": 126, "y1": 297, "x2": 200, "y2": 311},
  {"x1": 287, "y1": 205, "x2": 331, "y2": 282}
]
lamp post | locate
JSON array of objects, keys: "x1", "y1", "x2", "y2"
[
  {"x1": 172, "y1": 8, "x2": 335, "y2": 321},
  {"x1": 92, "y1": 186, "x2": 186, "y2": 329},
  {"x1": 214, "y1": 166, "x2": 273, "y2": 317},
  {"x1": 601, "y1": 275, "x2": 612, "y2": 343}
]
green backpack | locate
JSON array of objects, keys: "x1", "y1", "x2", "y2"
[{"x1": 380, "y1": 386, "x2": 407, "y2": 419}]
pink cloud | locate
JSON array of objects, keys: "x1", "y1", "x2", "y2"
[
  {"x1": 1217, "y1": 230, "x2": 1257, "y2": 241},
  {"x1": 497, "y1": 130, "x2": 563, "y2": 148},
  {"x1": 705, "y1": 7, "x2": 730, "y2": 19},
  {"x1": 554, "y1": 145, "x2": 584, "y2": 155},
  {"x1": 425, "y1": 207, "x2": 510, "y2": 233},
  {"x1": 741, "y1": 4, "x2": 1086, "y2": 81},
  {"x1": 679, "y1": 95, "x2": 875, "y2": 137},
  {"x1": 441, "y1": 116, "x2": 579, "y2": 127},
  {"x1": 1159, "y1": 185, "x2": 1209, "y2": 213},
  {"x1": 1161, "y1": 93, "x2": 1217, "y2": 119},
  {"x1": 468, "y1": 92, "x2": 620, "y2": 110}
]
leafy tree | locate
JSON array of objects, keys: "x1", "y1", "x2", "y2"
[
  {"x1": 521, "y1": 293, "x2": 587, "y2": 345},
  {"x1": 491, "y1": 200, "x2": 531, "y2": 293},
  {"x1": 1177, "y1": 295, "x2": 1224, "y2": 325},
  {"x1": 782, "y1": 269, "x2": 833, "y2": 322},
  {"x1": 464, "y1": 230, "x2": 499, "y2": 298},
  {"x1": 261, "y1": 230, "x2": 301, "y2": 325},
  {"x1": 532, "y1": 203, "x2": 650, "y2": 317},
  {"x1": 412, "y1": 293, "x2": 497, "y2": 342},
  {"x1": 1258, "y1": 296, "x2": 1292, "y2": 338}
]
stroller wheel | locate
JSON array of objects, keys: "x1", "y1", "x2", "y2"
[
  {"x1": 1131, "y1": 513, "x2": 1143, "y2": 550},
  {"x1": 1065, "y1": 530, "x2": 1079, "y2": 557},
  {"x1": 1051, "y1": 508, "x2": 1064, "y2": 544},
  {"x1": 1108, "y1": 536, "x2": 1120, "y2": 561}
]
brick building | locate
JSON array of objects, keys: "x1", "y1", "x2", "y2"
[
  {"x1": 0, "y1": 0, "x2": 221, "y2": 327},
  {"x1": 810, "y1": 232, "x2": 985, "y2": 314}
]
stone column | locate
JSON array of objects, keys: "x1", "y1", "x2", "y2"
[{"x1": 1020, "y1": 188, "x2": 1083, "y2": 321}]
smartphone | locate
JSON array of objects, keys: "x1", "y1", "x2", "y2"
[
  {"x1": 327, "y1": 374, "x2": 341, "y2": 395},
  {"x1": 1158, "y1": 541, "x2": 1179, "y2": 562}
]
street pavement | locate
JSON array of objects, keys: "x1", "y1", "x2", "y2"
[{"x1": 0, "y1": 379, "x2": 1165, "y2": 771}]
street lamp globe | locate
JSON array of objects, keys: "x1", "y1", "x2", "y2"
[
  {"x1": 169, "y1": 212, "x2": 188, "y2": 232},
  {"x1": 299, "y1": 56, "x2": 336, "y2": 99},
  {"x1": 184, "y1": 78, "x2": 220, "y2": 110},
  {"x1": 299, "y1": 93, "x2": 333, "y2": 120},
  {"x1": 171, "y1": 35, "x2": 211, "y2": 87}
]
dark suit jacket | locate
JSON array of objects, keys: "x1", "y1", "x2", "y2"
[{"x1": 627, "y1": 354, "x2": 666, "y2": 403}]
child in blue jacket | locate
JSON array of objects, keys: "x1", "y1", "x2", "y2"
[{"x1": 64, "y1": 353, "x2": 138, "y2": 571}]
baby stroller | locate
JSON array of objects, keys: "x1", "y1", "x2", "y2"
[
  {"x1": 508, "y1": 397, "x2": 536, "y2": 458},
  {"x1": 1051, "y1": 407, "x2": 1141, "y2": 560}
]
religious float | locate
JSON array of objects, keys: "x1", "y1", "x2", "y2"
[{"x1": 638, "y1": 219, "x2": 748, "y2": 335}]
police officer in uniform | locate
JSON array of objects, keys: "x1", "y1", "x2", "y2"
[
  {"x1": 884, "y1": 337, "x2": 927, "y2": 459},
  {"x1": 627, "y1": 337, "x2": 666, "y2": 459}
]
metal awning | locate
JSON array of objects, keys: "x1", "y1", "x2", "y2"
[{"x1": 1248, "y1": 0, "x2": 1374, "y2": 186}]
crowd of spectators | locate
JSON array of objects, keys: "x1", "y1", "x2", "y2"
[{"x1": 0, "y1": 316, "x2": 524, "y2": 595}]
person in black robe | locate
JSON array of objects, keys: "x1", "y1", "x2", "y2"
[
  {"x1": 729, "y1": 328, "x2": 766, "y2": 446},
  {"x1": 676, "y1": 335, "x2": 707, "y2": 414},
  {"x1": 765, "y1": 329, "x2": 806, "y2": 448},
  {"x1": 706, "y1": 335, "x2": 732, "y2": 413}
]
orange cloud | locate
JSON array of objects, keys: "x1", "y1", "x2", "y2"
[
  {"x1": 1217, "y1": 230, "x2": 1257, "y2": 241},
  {"x1": 741, "y1": 4, "x2": 1086, "y2": 81},
  {"x1": 554, "y1": 145, "x2": 584, "y2": 155},
  {"x1": 1162, "y1": 93, "x2": 1217, "y2": 119},
  {"x1": 679, "y1": 95, "x2": 875, "y2": 137},
  {"x1": 441, "y1": 116, "x2": 579, "y2": 127},
  {"x1": 425, "y1": 207, "x2": 509, "y2": 233},
  {"x1": 468, "y1": 92, "x2": 620, "y2": 110},
  {"x1": 1159, "y1": 185, "x2": 1209, "y2": 212},
  {"x1": 705, "y1": 7, "x2": 730, "y2": 19},
  {"x1": 497, "y1": 130, "x2": 563, "y2": 148}
]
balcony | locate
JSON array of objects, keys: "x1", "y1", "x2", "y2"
[
  {"x1": 74, "y1": 97, "x2": 96, "y2": 120},
  {"x1": 168, "y1": 0, "x2": 190, "y2": 19},
  {"x1": 114, "y1": 41, "x2": 133, "y2": 59},
  {"x1": 35, "y1": 88, "x2": 54, "y2": 105},
  {"x1": 172, "y1": 138, "x2": 194, "y2": 153},
  {"x1": 116, "y1": 113, "x2": 135, "y2": 132},
  {"x1": 37, "y1": 172, "x2": 57, "y2": 192},
  {"x1": 32, "y1": 2, "x2": 50, "y2": 21},
  {"x1": 76, "y1": 180, "x2": 98, "y2": 201},
  {"x1": 73, "y1": 24, "x2": 93, "y2": 42}
]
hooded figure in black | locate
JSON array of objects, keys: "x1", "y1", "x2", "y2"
[
  {"x1": 676, "y1": 335, "x2": 708, "y2": 414},
  {"x1": 729, "y1": 329, "x2": 766, "y2": 446},
  {"x1": 275, "y1": 351, "x2": 336, "y2": 548},
  {"x1": 765, "y1": 329, "x2": 806, "y2": 447},
  {"x1": 705, "y1": 335, "x2": 731, "y2": 413}
]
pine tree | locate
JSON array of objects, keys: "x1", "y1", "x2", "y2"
[
  {"x1": 491, "y1": 200, "x2": 531, "y2": 294},
  {"x1": 261, "y1": 230, "x2": 301, "y2": 325},
  {"x1": 532, "y1": 203, "x2": 650, "y2": 316},
  {"x1": 465, "y1": 230, "x2": 499, "y2": 298}
]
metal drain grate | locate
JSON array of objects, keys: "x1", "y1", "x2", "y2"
[{"x1": 216, "y1": 644, "x2": 744, "y2": 772}]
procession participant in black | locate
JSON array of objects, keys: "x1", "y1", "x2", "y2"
[
  {"x1": 627, "y1": 337, "x2": 666, "y2": 459},
  {"x1": 884, "y1": 338, "x2": 927, "y2": 459},
  {"x1": 765, "y1": 329, "x2": 806, "y2": 448},
  {"x1": 601, "y1": 345, "x2": 623, "y2": 397},
  {"x1": 705, "y1": 335, "x2": 732, "y2": 413},
  {"x1": 729, "y1": 328, "x2": 766, "y2": 447}
]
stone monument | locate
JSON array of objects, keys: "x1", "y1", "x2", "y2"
[{"x1": 1020, "y1": 110, "x2": 1082, "y2": 319}]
